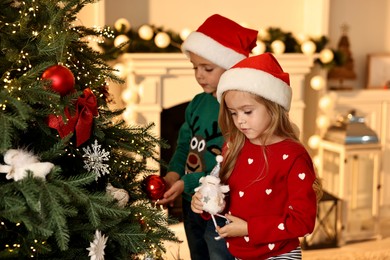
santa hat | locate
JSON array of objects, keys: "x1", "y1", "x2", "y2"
[
  {"x1": 217, "y1": 52, "x2": 292, "y2": 111},
  {"x1": 181, "y1": 14, "x2": 258, "y2": 69}
]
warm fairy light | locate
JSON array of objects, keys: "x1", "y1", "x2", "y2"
[
  {"x1": 310, "y1": 75, "x2": 325, "y2": 91},
  {"x1": 258, "y1": 28, "x2": 270, "y2": 40},
  {"x1": 301, "y1": 40, "x2": 316, "y2": 55},
  {"x1": 252, "y1": 40, "x2": 266, "y2": 55},
  {"x1": 154, "y1": 32, "x2": 170, "y2": 48},
  {"x1": 180, "y1": 28, "x2": 191, "y2": 41},
  {"x1": 308, "y1": 135, "x2": 321, "y2": 149},
  {"x1": 114, "y1": 18, "x2": 131, "y2": 33},
  {"x1": 114, "y1": 34, "x2": 130, "y2": 48},
  {"x1": 319, "y1": 95, "x2": 332, "y2": 110},
  {"x1": 319, "y1": 48, "x2": 334, "y2": 63},
  {"x1": 271, "y1": 40, "x2": 285, "y2": 55},
  {"x1": 138, "y1": 24, "x2": 154, "y2": 40},
  {"x1": 316, "y1": 115, "x2": 330, "y2": 129}
]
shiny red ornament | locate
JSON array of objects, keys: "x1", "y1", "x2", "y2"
[
  {"x1": 142, "y1": 175, "x2": 167, "y2": 200},
  {"x1": 42, "y1": 64, "x2": 75, "y2": 96}
]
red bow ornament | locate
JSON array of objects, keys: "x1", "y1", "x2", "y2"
[{"x1": 47, "y1": 88, "x2": 98, "y2": 147}]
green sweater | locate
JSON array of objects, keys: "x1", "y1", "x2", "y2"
[{"x1": 168, "y1": 92, "x2": 223, "y2": 202}]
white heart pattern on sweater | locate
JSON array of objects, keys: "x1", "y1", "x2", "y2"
[
  {"x1": 278, "y1": 223, "x2": 285, "y2": 230},
  {"x1": 244, "y1": 236, "x2": 250, "y2": 242},
  {"x1": 248, "y1": 158, "x2": 253, "y2": 164},
  {"x1": 239, "y1": 191, "x2": 244, "y2": 197},
  {"x1": 268, "y1": 243, "x2": 275, "y2": 250},
  {"x1": 283, "y1": 154, "x2": 288, "y2": 160},
  {"x1": 298, "y1": 173, "x2": 306, "y2": 180},
  {"x1": 266, "y1": 189, "x2": 272, "y2": 195}
]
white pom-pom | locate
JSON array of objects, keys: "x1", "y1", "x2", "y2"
[{"x1": 216, "y1": 155, "x2": 223, "y2": 163}]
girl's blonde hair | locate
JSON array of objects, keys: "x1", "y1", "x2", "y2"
[{"x1": 218, "y1": 91, "x2": 323, "y2": 202}]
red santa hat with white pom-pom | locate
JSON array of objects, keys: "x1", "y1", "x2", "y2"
[
  {"x1": 216, "y1": 52, "x2": 292, "y2": 111},
  {"x1": 181, "y1": 14, "x2": 258, "y2": 69}
]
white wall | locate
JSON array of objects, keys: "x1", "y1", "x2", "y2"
[{"x1": 328, "y1": 0, "x2": 390, "y2": 88}]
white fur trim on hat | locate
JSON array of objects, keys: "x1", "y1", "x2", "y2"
[
  {"x1": 181, "y1": 32, "x2": 246, "y2": 69},
  {"x1": 216, "y1": 68, "x2": 292, "y2": 111}
]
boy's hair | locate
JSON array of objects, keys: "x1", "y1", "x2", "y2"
[{"x1": 181, "y1": 14, "x2": 258, "y2": 69}]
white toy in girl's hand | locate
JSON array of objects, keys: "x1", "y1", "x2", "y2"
[
  {"x1": 0, "y1": 149, "x2": 54, "y2": 181},
  {"x1": 195, "y1": 155, "x2": 230, "y2": 240},
  {"x1": 195, "y1": 174, "x2": 229, "y2": 215}
]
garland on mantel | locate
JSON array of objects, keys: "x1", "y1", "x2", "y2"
[{"x1": 98, "y1": 18, "x2": 346, "y2": 68}]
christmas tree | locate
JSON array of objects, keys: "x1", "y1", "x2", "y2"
[{"x1": 0, "y1": 0, "x2": 177, "y2": 259}]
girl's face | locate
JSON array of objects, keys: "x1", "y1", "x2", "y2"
[
  {"x1": 189, "y1": 52, "x2": 226, "y2": 97},
  {"x1": 224, "y1": 90, "x2": 271, "y2": 145}
]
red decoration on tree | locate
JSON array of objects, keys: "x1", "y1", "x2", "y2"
[
  {"x1": 47, "y1": 88, "x2": 98, "y2": 146},
  {"x1": 42, "y1": 64, "x2": 75, "y2": 96},
  {"x1": 142, "y1": 175, "x2": 167, "y2": 200}
]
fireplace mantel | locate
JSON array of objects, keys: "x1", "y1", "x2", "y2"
[{"x1": 114, "y1": 53, "x2": 315, "y2": 141}]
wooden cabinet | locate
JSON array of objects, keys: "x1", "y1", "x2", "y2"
[
  {"x1": 318, "y1": 141, "x2": 381, "y2": 244},
  {"x1": 326, "y1": 90, "x2": 390, "y2": 218}
]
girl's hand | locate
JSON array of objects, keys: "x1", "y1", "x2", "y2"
[
  {"x1": 216, "y1": 214, "x2": 248, "y2": 238},
  {"x1": 191, "y1": 191, "x2": 204, "y2": 213}
]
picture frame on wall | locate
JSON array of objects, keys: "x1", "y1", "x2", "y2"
[{"x1": 366, "y1": 53, "x2": 390, "y2": 89}]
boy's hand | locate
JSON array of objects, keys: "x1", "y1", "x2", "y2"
[{"x1": 157, "y1": 179, "x2": 184, "y2": 207}]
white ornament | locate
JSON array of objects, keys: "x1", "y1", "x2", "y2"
[
  {"x1": 0, "y1": 149, "x2": 54, "y2": 181},
  {"x1": 195, "y1": 155, "x2": 229, "y2": 215},
  {"x1": 82, "y1": 140, "x2": 110, "y2": 180},
  {"x1": 106, "y1": 183, "x2": 129, "y2": 208},
  {"x1": 87, "y1": 230, "x2": 108, "y2": 260},
  {"x1": 195, "y1": 155, "x2": 230, "y2": 240}
]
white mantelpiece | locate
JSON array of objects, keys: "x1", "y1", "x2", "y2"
[{"x1": 115, "y1": 53, "x2": 316, "y2": 142}]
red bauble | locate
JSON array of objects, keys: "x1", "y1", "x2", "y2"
[
  {"x1": 42, "y1": 64, "x2": 75, "y2": 96},
  {"x1": 142, "y1": 174, "x2": 167, "y2": 200}
]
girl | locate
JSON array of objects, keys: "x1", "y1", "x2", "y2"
[{"x1": 192, "y1": 52, "x2": 322, "y2": 260}]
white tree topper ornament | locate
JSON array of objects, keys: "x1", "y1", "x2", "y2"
[
  {"x1": 194, "y1": 155, "x2": 229, "y2": 240},
  {"x1": 0, "y1": 149, "x2": 54, "y2": 181}
]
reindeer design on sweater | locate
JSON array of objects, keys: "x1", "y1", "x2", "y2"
[{"x1": 185, "y1": 116, "x2": 222, "y2": 174}]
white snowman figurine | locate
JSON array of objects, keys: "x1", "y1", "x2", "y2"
[{"x1": 194, "y1": 155, "x2": 229, "y2": 239}]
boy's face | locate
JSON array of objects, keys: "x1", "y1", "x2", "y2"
[{"x1": 189, "y1": 52, "x2": 226, "y2": 97}]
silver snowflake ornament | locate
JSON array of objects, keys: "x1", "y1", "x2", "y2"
[{"x1": 83, "y1": 140, "x2": 110, "y2": 180}]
